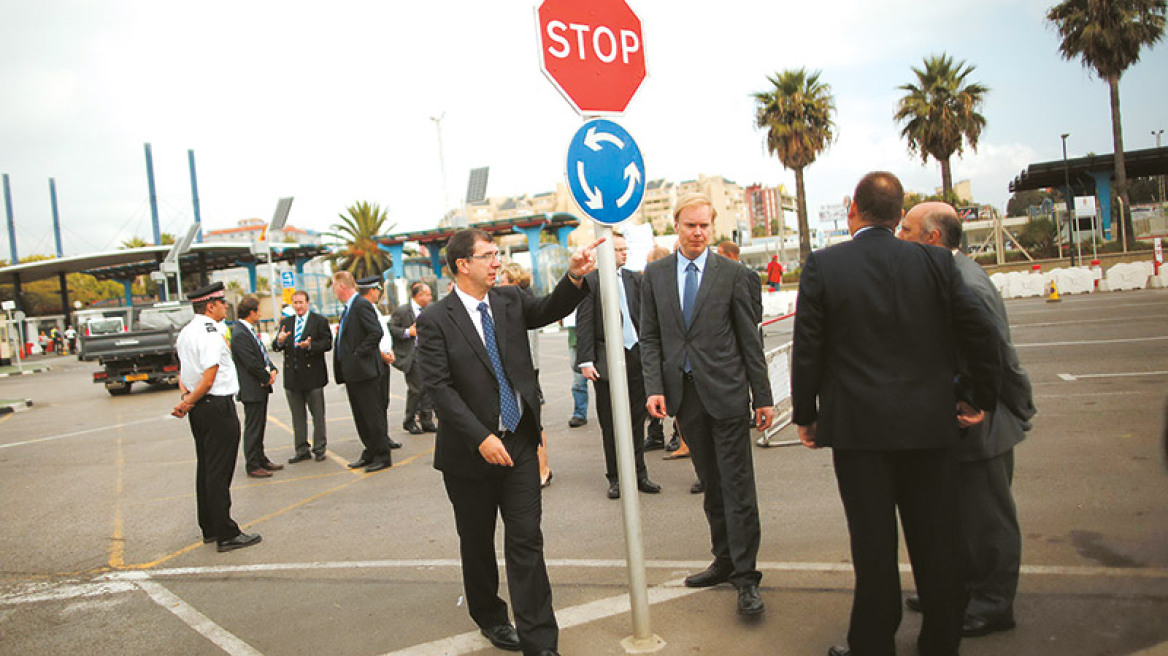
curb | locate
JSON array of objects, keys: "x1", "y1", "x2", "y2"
[
  {"x1": 0, "y1": 366, "x2": 51, "y2": 379},
  {"x1": 0, "y1": 399, "x2": 33, "y2": 414}
]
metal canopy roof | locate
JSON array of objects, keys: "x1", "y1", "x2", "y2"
[
  {"x1": 0, "y1": 242, "x2": 329, "y2": 284},
  {"x1": 376, "y1": 213, "x2": 581, "y2": 246},
  {"x1": 1009, "y1": 146, "x2": 1168, "y2": 193}
]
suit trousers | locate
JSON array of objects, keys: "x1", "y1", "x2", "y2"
[
  {"x1": 832, "y1": 448, "x2": 964, "y2": 656},
  {"x1": 403, "y1": 364, "x2": 434, "y2": 423},
  {"x1": 676, "y1": 375, "x2": 762, "y2": 587},
  {"x1": 591, "y1": 347, "x2": 648, "y2": 482},
  {"x1": 959, "y1": 448, "x2": 1020, "y2": 622},
  {"x1": 345, "y1": 380, "x2": 390, "y2": 463},
  {"x1": 188, "y1": 395, "x2": 242, "y2": 542},
  {"x1": 286, "y1": 387, "x2": 327, "y2": 457},
  {"x1": 442, "y1": 411, "x2": 557, "y2": 655},
  {"x1": 241, "y1": 396, "x2": 269, "y2": 471}
]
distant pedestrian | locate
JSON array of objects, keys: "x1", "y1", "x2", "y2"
[
  {"x1": 567, "y1": 322, "x2": 589, "y2": 428},
  {"x1": 390, "y1": 281, "x2": 436, "y2": 435},
  {"x1": 171, "y1": 281, "x2": 262, "y2": 553},
  {"x1": 766, "y1": 255, "x2": 783, "y2": 291},
  {"x1": 64, "y1": 325, "x2": 77, "y2": 354}
]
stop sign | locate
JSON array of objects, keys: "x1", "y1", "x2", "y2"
[{"x1": 536, "y1": 0, "x2": 646, "y2": 116}]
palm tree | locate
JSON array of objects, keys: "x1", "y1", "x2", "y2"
[
  {"x1": 894, "y1": 53, "x2": 989, "y2": 201},
  {"x1": 120, "y1": 236, "x2": 149, "y2": 249},
  {"x1": 1047, "y1": 0, "x2": 1166, "y2": 248},
  {"x1": 753, "y1": 69, "x2": 836, "y2": 265},
  {"x1": 324, "y1": 201, "x2": 395, "y2": 280}
]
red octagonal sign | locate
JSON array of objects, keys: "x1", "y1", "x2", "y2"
[{"x1": 536, "y1": 0, "x2": 646, "y2": 116}]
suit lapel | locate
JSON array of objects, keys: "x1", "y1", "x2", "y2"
[
  {"x1": 688, "y1": 252, "x2": 722, "y2": 330},
  {"x1": 447, "y1": 295, "x2": 493, "y2": 373},
  {"x1": 489, "y1": 288, "x2": 511, "y2": 365},
  {"x1": 661, "y1": 254, "x2": 685, "y2": 333}
]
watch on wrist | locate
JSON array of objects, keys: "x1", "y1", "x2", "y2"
[{"x1": 567, "y1": 271, "x2": 584, "y2": 281}]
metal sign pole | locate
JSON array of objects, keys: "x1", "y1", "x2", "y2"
[{"x1": 595, "y1": 228, "x2": 660, "y2": 650}]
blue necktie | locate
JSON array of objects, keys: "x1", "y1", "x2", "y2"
[
  {"x1": 252, "y1": 325, "x2": 272, "y2": 368},
  {"x1": 478, "y1": 302, "x2": 521, "y2": 433},
  {"x1": 294, "y1": 315, "x2": 305, "y2": 343},
  {"x1": 337, "y1": 303, "x2": 349, "y2": 346},
  {"x1": 618, "y1": 271, "x2": 637, "y2": 350},
  {"x1": 682, "y1": 262, "x2": 698, "y2": 372}
]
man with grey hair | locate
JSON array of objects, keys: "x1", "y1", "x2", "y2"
[{"x1": 899, "y1": 201, "x2": 1036, "y2": 638}]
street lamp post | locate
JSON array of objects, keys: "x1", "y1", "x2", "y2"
[
  {"x1": 1061, "y1": 133, "x2": 1077, "y2": 266},
  {"x1": 1154, "y1": 129, "x2": 1165, "y2": 212}
]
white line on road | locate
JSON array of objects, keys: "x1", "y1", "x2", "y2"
[
  {"x1": 1015, "y1": 335, "x2": 1168, "y2": 348},
  {"x1": 135, "y1": 579, "x2": 263, "y2": 656},
  {"x1": 0, "y1": 415, "x2": 167, "y2": 450},
  {"x1": 1012, "y1": 315, "x2": 1163, "y2": 329},
  {"x1": 1058, "y1": 371, "x2": 1168, "y2": 381}
]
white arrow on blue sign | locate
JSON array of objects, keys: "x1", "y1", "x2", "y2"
[
  {"x1": 565, "y1": 119, "x2": 645, "y2": 225},
  {"x1": 280, "y1": 271, "x2": 295, "y2": 289}
]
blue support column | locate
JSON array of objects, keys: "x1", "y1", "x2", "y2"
[
  {"x1": 49, "y1": 178, "x2": 63, "y2": 257},
  {"x1": 516, "y1": 226, "x2": 545, "y2": 291},
  {"x1": 188, "y1": 150, "x2": 203, "y2": 243},
  {"x1": 294, "y1": 257, "x2": 308, "y2": 275},
  {"x1": 382, "y1": 243, "x2": 405, "y2": 281},
  {"x1": 246, "y1": 262, "x2": 258, "y2": 293},
  {"x1": 120, "y1": 280, "x2": 134, "y2": 306},
  {"x1": 144, "y1": 143, "x2": 161, "y2": 245},
  {"x1": 430, "y1": 244, "x2": 445, "y2": 277},
  {"x1": 555, "y1": 225, "x2": 575, "y2": 248},
  {"x1": 1089, "y1": 170, "x2": 1113, "y2": 240},
  {"x1": 3, "y1": 173, "x2": 18, "y2": 265}
]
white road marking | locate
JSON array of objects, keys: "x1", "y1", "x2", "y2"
[
  {"x1": 1058, "y1": 373, "x2": 1078, "y2": 381},
  {"x1": 1015, "y1": 335, "x2": 1168, "y2": 348},
  {"x1": 1058, "y1": 371, "x2": 1168, "y2": 381},
  {"x1": 0, "y1": 581, "x2": 139, "y2": 605},
  {"x1": 1012, "y1": 315, "x2": 1162, "y2": 329},
  {"x1": 0, "y1": 415, "x2": 166, "y2": 450},
  {"x1": 135, "y1": 579, "x2": 263, "y2": 656}
]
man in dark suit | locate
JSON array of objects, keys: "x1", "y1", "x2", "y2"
[
  {"x1": 899, "y1": 201, "x2": 1035, "y2": 638},
  {"x1": 331, "y1": 270, "x2": 392, "y2": 473},
  {"x1": 576, "y1": 233, "x2": 661, "y2": 499},
  {"x1": 390, "y1": 281, "x2": 436, "y2": 435},
  {"x1": 272, "y1": 290, "x2": 332, "y2": 463},
  {"x1": 640, "y1": 193, "x2": 774, "y2": 616},
  {"x1": 417, "y1": 228, "x2": 600, "y2": 656},
  {"x1": 357, "y1": 275, "x2": 402, "y2": 451},
  {"x1": 230, "y1": 296, "x2": 283, "y2": 478},
  {"x1": 791, "y1": 172, "x2": 1001, "y2": 656}
]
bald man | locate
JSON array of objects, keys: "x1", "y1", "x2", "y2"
[{"x1": 899, "y1": 202, "x2": 1035, "y2": 638}]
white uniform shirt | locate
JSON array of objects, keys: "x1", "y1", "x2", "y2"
[
  {"x1": 177, "y1": 314, "x2": 240, "y2": 396},
  {"x1": 374, "y1": 307, "x2": 394, "y2": 355}
]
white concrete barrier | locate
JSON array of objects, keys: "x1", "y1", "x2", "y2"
[
  {"x1": 991, "y1": 271, "x2": 1046, "y2": 299},
  {"x1": 762, "y1": 290, "x2": 799, "y2": 317},
  {"x1": 1045, "y1": 267, "x2": 1095, "y2": 295},
  {"x1": 1105, "y1": 262, "x2": 1154, "y2": 291}
]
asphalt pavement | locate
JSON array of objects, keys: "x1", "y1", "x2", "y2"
[{"x1": 0, "y1": 289, "x2": 1166, "y2": 656}]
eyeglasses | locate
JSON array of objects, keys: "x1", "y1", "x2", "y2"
[
  {"x1": 466, "y1": 251, "x2": 502, "y2": 262},
  {"x1": 614, "y1": 247, "x2": 628, "y2": 253}
]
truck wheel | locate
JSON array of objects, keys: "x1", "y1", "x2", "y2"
[{"x1": 107, "y1": 384, "x2": 132, "y2": 396}]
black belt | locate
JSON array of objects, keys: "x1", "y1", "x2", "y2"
[
  {"x1": 197, "y1": 394, "x2": 234, "y2": 404},
  {"x1": 683, "y1": 371, "x2": 695, "y2": 381}
]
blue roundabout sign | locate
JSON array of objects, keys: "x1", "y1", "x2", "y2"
[{"x1": 565, "y1": 119, "x2": 645, "y2": 225}]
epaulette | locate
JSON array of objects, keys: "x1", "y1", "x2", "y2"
[{"x1": 205, "y1": 324, "x2": 218, "y2": 333}]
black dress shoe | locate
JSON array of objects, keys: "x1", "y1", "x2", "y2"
[
  {"x1": 827, "y1": 646, "x2": 851, "y2": 656},
  {"x1": 262, "y1": 461, "x2": 284, "y2": 471},
  {"x1": 288, "y1": 452, "x2": 312, "y2": 464},
  {"x1": 404, "y1": 421, "x2": 424, "y2": 435},
  {"x1": 388, "y1": 437, "x2": 404, "y2": 449},
  {"x1": 365, "y1": 460, "x2": 392, "y2": 473},
  {"x1": 479, "y1": 623, "x2": 521, "y2": 651},
  {"x1": 314, "y1": 452, "x2": 327, "y2": 462},
  {"x1": 202, "y1": 536, "x2": 216, "y2": 544},
  {"x1": 420, "y1": 420, "x2": 437, "y2": 433},
  {"x1": 737, "y1": 583, "x2": 765, "y2": 615},
  {"x1": 642, "y1": 438, "x2": 665, "y2": 452},
  {"x1": 348, "y1": 457, "x2": 371, "y2": 469},
  {"x1": 217, "y1": 532, "x2": 262, "y2": 552},
  {"x1": 691, "y1": 480, "x2": 704, "y2": 494},
  {"x1": 961, "y1": 614, "x2": 1016, "y2": 637},
  {"x1": 568, "y1": 416, "x2": 587, "y2": 428},
  {"x1": 684, "y1": 562, "x2": 732, "y2": 587},
  {"x1": 664, "y1": 434, "x2": 680, "y2": 452},
  {"x1": 637, "y1": 478, "x2": 661, "y2": 493},
  {"x1": 607, "y1": 480, "x2": 620, "y2": 499},
  {"x1": 534, "y1": 651, "x2": 560, "y2": 656}
]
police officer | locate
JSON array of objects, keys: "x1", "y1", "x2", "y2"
[
  {"x1": 171, "y1": 282, "x2": 262, "y2": 553},
  {"x1": 357, "y1": 275, "x2": 402, "y2": 450}
]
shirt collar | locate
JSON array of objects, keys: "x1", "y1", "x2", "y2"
[
  {"x1": 853, "y1": 225, "x2": 894, "y2": 238},
  {"x1": 677, "y1": 248, "x2": 709, "y2": 276},
  {"x1": 454, "y1": 284, "x2": 489, "y2": 315},
  {"x1": 411, "y1": 300, "x2": 423, "y2": 315}
]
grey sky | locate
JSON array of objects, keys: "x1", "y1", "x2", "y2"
[{"x1": 1, "y1": 0, "x2": 1165, "y2": 258}]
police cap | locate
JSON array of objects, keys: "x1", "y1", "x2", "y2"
[{"x1": 187, "y1": 281, "x2": 226, "y2": 303}]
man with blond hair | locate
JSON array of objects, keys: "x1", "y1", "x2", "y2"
[{"x1": 640, "y1": 193, "x2": 774, "y2": 616}]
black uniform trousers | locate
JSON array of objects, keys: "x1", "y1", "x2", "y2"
[
  {"x1": 959, "y1": 449, "x2": 1020, "y2": 623},
  {"x1": 241, "y1": 397, "x2": 269, "y2": 472},
  {"x1": 591, "y1": 345, "x2": 648, "y2": 482},
  {"x1": 676, "y1": 374, "x2": 762, "y2": 588},
  {"x1": 347, "y1": 379, "x2": 390, "y2": 464},
  {"x1": 188, "y1": 395, "x2": 242, "y2": 542},
  {"x1": 403, "y1": 364, "x2": 434, "y2": 424},
  {"x1": 442, "y1": 409, "x2": 557, "y2": 656},
  {"x1": 832, "y1": 448, "x2": 964, "y2": 656}
]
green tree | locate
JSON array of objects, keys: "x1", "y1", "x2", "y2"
[
  {"x1": 324, "y1": 201, "x2": 396, "y2": 280},
  {"x1": 894, "y1": 53, "x2": 989, "y2": 200},
  {"x1": 120, "y1": 236, "x2": 149, "y2": 249},
  {"x1": 1047, "y1": 0, "x2": 1166, "y2": 248},
  {"x1": 753, "y1": 68, "x2": 836, "y2": 264}
]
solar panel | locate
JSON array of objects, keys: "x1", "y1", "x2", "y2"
[{"x1": 465, "y1": 167, "x2": 489, "y2": 204}]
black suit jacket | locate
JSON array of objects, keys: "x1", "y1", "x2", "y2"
[
  {"x1": 575, "y1": 268, "x2": 641, "y2": 381},
  {"x1": 231, "y1": 321, "x2": 275, "y2": 403},
  {"x1": 790, "y1": 227, "x2": 1001, "y2": 450},
  {"x1": 640, "y1": 250, "x2": 772, "y2": 419},
  {"x1": 333, "y1": 294, "x2": 387, "y2": 385},
  {"x1": 388, "y1": 302, "x2": 419, "y2": 373},
  {"x1": 418, "y1": 274, "x2": 587, "y2": 479},
  {"x1": 271, "y1": 311, "x2": 332, "y2": 391}
]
